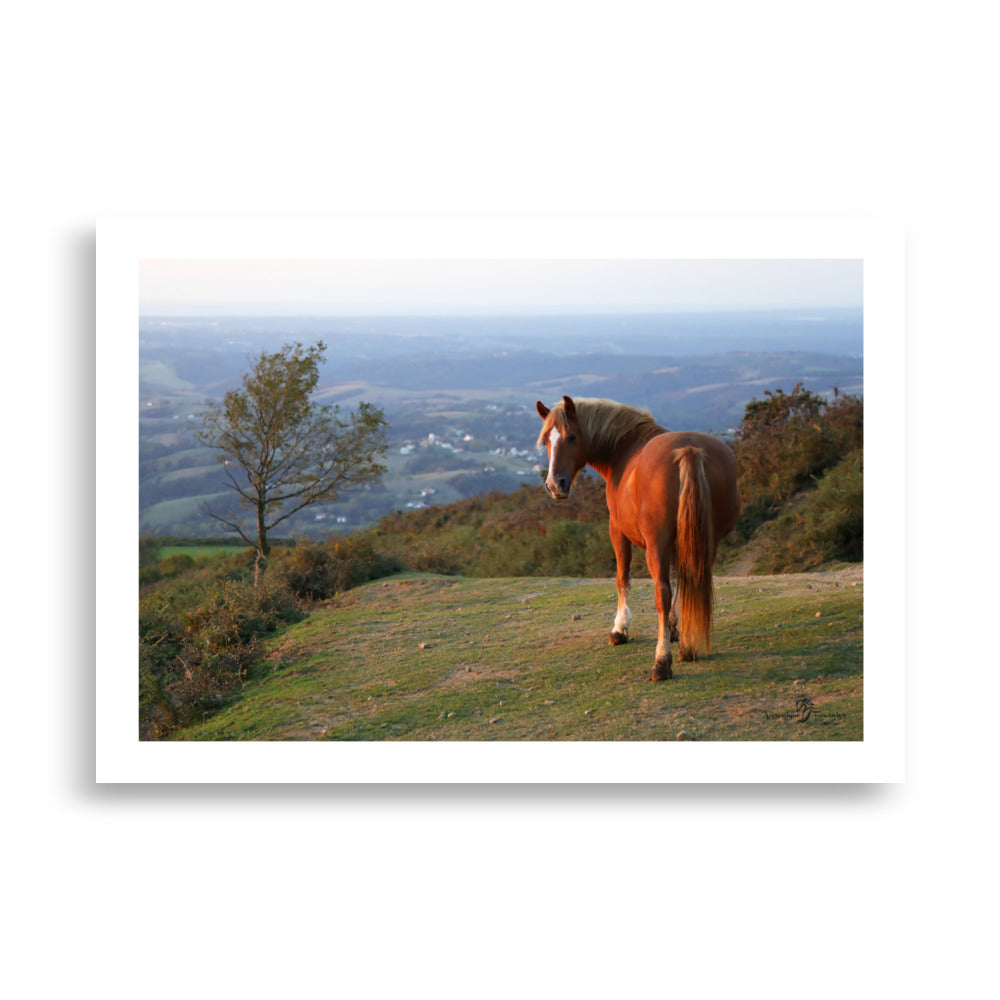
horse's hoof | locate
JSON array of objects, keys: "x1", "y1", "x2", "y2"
[
  {"x1": 679, "y1": 643, "x2": 697, "y2": 662},
  {"x1": 652, "y1": 656, "x2": 673, "y2": 681},
  {"x1": 609, "y1": 631, "x2": 628, "y2": 646}
]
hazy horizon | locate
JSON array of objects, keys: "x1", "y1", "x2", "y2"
[{"x1": 139, "y1": 259, "x2": 862, "y2": 317}]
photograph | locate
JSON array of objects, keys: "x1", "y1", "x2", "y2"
[{"x1": 98, "y1": 216, "x2": 903, "y2": 781}]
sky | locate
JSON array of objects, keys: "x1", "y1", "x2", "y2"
[{"x1": 139, "y1": 258, "x2": 862, "y2": 316}]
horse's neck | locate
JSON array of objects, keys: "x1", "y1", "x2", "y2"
[
  {"x1": 586, "y1": 457, "x2": 618, "y2": 483},
  {"x1": 587, "y1": 450, "x2": 638, "y2": 484},
  {"x1": 586, "y1": 427, "x2": 663, "y2": 483}
]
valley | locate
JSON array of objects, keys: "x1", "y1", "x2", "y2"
[{"x1": 139, "y1": 311, "x2": 863, "y2": 538}]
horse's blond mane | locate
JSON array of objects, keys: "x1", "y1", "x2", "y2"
[{"x1": 538, "y1": 397, "x2": 664, "y2": 459}]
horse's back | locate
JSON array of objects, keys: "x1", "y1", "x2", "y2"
[
  {"x1": 640, "y1": 430, "x2": 735, "y2": 475},
  {"x1": 639, "y1": 431, "x2": 740, "y2": 535}
]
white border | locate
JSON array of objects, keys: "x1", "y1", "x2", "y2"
[{"x1": 97, "y1": 215, "x2": 905, "y2": 783}]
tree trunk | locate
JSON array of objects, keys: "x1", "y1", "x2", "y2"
[{"x1": 255, "y1": 501, "x2": 270, "y2": 586}]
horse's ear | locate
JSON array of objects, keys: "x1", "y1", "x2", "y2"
[
  {"x1": 562, "y1": 395, "x2": 576, "y2": 419},
  {"x1": 536, "y1": 401, "x2": 550, "y2": 419}
]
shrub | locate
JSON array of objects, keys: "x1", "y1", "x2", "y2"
[
  {"x1": 406, "y1": 540, "x2": 463, "y2": 576},
  {"x1": 139, "y1": 592, "x2": 188, "y2": 739},
  {"x1": 139, "y1": 528, "x2": 415, "y2": 738},
  {"x1": 748, "y1": 450, "x2": 863, "y2": 573},
  {"x1": 183, "y1": 578, "x2": 301, "y2": 650},
  {"x1": 277, "y1": 535, "x2": 401, "y2": 601},
  {"x1": 139, "y1": 534, "x2": 162, "y2": 568},
  {"x1": 732, "y1": 383, "x2": 862, "y2": 544},
  {"x1": 139, "y1": 576, "x2": 305, "y2": 739},
  {"x1": 158, "y1": 552, "x2": 196, "y2": 577}
]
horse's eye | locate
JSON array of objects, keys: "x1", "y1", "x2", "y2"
[{"x1": 567, "y1": 435, "x2": 577, "y2": 444}]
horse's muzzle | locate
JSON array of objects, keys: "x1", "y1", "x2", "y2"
[{"x1": 546, "y1": 478, "x2": 571, "y2": 500}]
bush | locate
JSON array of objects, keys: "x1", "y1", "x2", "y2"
[
  {"x1": 158, "y1": 552, "x2": 196, "y2": 577},
  {"x1": 139, "y1": 530, "x2": 409, "y2": 738},
  {"x1": 183, "y1": 578, "x2": 301, "y2": 649},
  {"x1": 139, "y1": 592, "x2": 188, "y2": 739},
  {"x1": 277, "y1": 535, "x2": 402, "y2": 601},
  {"x1": 139, "y1": 535, "x2": 162, "y2": 568},
  {"x1": 748, "y1": 450, "x2": 863, "y2": 573},
  {"x1": 139, "y1": 576, "x2": 305, "y2": 739},
  {"x1": 406, "y1": 539, "x2": 464, "y2": 576},
  {"x1": 732, "y1": 383, "x2": 862, "y2": 543},
  {"x1": 364, "y1": 477, "x2": 614, "y2": 579}
]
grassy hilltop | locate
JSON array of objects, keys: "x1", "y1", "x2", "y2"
[{"x1": 168, "y1": 568, "x2": 862, "y2": 742}]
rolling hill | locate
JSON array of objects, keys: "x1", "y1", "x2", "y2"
[
  {"x1": 173, "y1": 568, "x2": 863, "y2": 742},
  {"x1": 140, "y1": 316, "x2": 863, "y2": 538}
]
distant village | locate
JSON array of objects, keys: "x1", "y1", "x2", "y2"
[{"x1": 396, "y1": 428, "x2": 541, "y2": 509}]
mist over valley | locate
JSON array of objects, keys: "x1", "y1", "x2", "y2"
[{"x1": 139, "y1": 310, "x2": 863, "y2": 539}]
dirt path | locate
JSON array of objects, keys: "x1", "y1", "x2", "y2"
[{"x1": 719, "y1": 563, "x2": 863, "y2": 586}]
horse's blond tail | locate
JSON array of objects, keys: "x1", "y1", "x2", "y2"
[{"x1": 675, "y1": 446, "x2": 715, "y2": 657}]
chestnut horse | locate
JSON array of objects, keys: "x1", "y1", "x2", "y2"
[{"x1": 536, "y1": 395, "x2": 740, "y2": 680}]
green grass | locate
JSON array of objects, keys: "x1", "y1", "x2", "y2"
[
  {"x1": 140, "y1": 493, "x2": 229, "y2": 532},
  {"x1": 161, "y1": 543, "x2": 252, "y2": 561},
  {"x1": 140, "y1": 360, "x2": 195, "y2": 391},
  {"x1": 157, "y1": 465, "x2": 218, "y2": 485},
  {"x1": 174, "y1": 568, "x2": 863, "y2": 742}
]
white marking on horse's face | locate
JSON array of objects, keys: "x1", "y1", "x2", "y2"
[
  {"x1": 545, "y1": 426, "x2": 572, "y2": 499},
  {"x1": 546, "y1": 426, "x2": 561, "y2": 480}
]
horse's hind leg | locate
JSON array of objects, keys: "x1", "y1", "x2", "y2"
[
  {"x1": 668, "y1": 583, "x2": 679, "y2": 643},
  {"x1": 646, "y1": 543, "x2": 673, "y2": 680},
  {"x1": 608, "y1": 520, "x2": 632, "y2": 646}
]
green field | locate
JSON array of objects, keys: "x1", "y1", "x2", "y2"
[
  {"x1": 139, "y1": 360, "x2": 195, "y2": 391},
  {"x1": 174, "y1": 567, "x2": 863, "y2": 742},
  {"x1": 161, "y1": 543, "x2": 252, "y2": 561},
  {"x1": 140, "y1": 494, "x2": 230, "y2": 533}
]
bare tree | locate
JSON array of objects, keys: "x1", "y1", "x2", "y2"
[{"x1": 196, "y1": 341, "x2": 388, "y2": 582}]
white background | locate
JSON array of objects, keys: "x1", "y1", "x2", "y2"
[{"x1": 7, "y1": 1, "x2": 996, "y2": 996}]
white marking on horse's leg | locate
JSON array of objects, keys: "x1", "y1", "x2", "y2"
[
  {"x1": 613, "y1": 582, "x2": 631, "y2": 637},
  {"x1": 653, "y1": 601, "x2": 673, "y2": 679},
  {"x1": 656, "y1": 627, "x2": 670, "y2": 664},
  {"x1": 609, "y1": 527, "x2": 632, "y2": 645}
]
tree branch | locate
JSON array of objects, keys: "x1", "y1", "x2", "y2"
[{"x1": 200, "y1": 502, "x2": 256, "y2": 547}]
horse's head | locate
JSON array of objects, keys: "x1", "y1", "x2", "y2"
[{"x1": 536, "y1": 395, "x2": 587, "y2": 501}]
